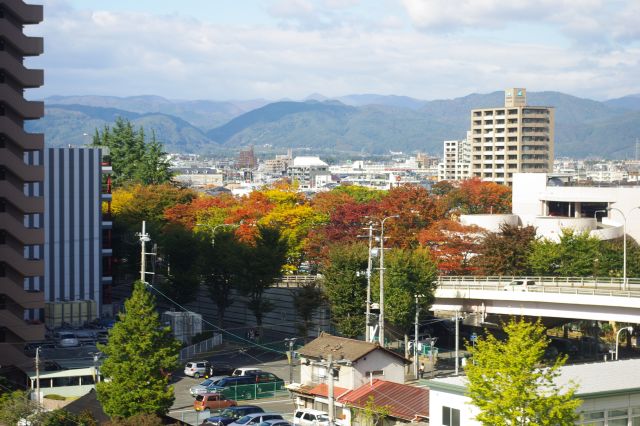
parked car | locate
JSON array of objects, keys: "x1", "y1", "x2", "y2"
[
  {"x1": 190, "y1": 377, "x2": 228, "y2": 396},
  {"x1": 55, "y1": 332, "x2": 80, "y2": 348},
  {"x1": 232, "y1": 367, "x2": 262, "y2": 377},
  {"x1": 194, "y1": 393, "x2": 237, "y2": 412},
  {"x1": 293, "y1": 409, "x2": 329, "y2": 426},
  {"x1": 209, "y1": 373, "x2": 285, "y2": 400},
  {"x1": 503, "y1": 279, "x2": 537, "y2": 292},
  {"x1": 256, "y1": 420, "x2": 292, "y2": 426},
  {"x1": 228, "y1": 413, "x2": 284, "y2": 426},
  {"x1": 185, "y1": 361, "x2": 212, "y2": 378},
  {"x1": 201, "y1": 405, "x2": 264, "y2": 426}
]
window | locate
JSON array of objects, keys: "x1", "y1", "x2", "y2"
[{"x1": 442, "y1": 406, "x2": 460, "y2": 426}]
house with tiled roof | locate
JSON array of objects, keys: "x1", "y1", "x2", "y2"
[
  {"x1": 289, "y1": 333, "x2": 411, "y2": 423},
  {"x1": 339, "y1": 379, "x2": 429, "y2": 425}
]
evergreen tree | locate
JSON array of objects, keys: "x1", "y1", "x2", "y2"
[
  {"x1": 92, "y1": 118, "x2": 172, "y2": 187},
  {"x1": 465, "y1": 318, "x2": 580, "y2": 426},
  {"x1": 96, "y1": 281, "x2": 180, "y2": 419}
]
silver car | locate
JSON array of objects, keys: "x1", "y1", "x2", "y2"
[
  {"x1": 228, "y1": 413, "x2": 284, "y2": 426},
  {"x1": 56, "y1": 332, "x2": 80, "y2": 348},
  {"x1": 190, "y1": 376, "x2": 227, "y2": 396}
]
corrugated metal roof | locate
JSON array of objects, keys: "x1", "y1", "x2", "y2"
[
  {"x1": 339, "y1": 379, "x2": 429, "y2": 421},
  {"x1": 308, "y1": 383, "x2": 350, "y2": 399},
  {"x1": 297, "y1": 333, "x2": 408, "y2": 363}
]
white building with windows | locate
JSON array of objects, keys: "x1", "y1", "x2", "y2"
[
  {"x1": 438, "y1": 133, "x2": 471, "y2": 182},
  {"x1": 459, "y1": 172, "x2": 640, "y2": 243},
  {"x1": 427, "y1": 358, "x2": 640, "y2": 426},
  {"x1": 287, "y1": 156, "x2": 332, "y2": 190}
]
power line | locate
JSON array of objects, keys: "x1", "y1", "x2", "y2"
[{"x1": 144, "y1": 282, "x2": 287, "y2": 356}]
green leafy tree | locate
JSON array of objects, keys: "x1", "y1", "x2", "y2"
[
  {"x1": 199, "y1": 230, "x2": 245, "y2": 328},
  {"x1": 293, "y1": 282, "x2": 326, "y2": 339},
  {"x1": 237, "y1": 226, "x2": 288, "y2": 338},
  {"x1": 465, "y1": 318, "x2": 580, "y2": 425},
  {"x1": 527, "y1": 238, "x2": 561, "y2": 276},
  {"x1": 321, "y1": 243, "x2": 368, "y2": 338},
  {"x1": 93, "y1": 118, "x2": 173, "y2": 187},
  {"x1": 0, "y1": 391, "x2": 38, "y2": 426},
  {"x1": 156, "y1": 223, "x2": 202, "y2": 304},
  {"x1": 380, "y1": 248, "x2": 438, "y2": 345},
  {"x1": 40, "y1": 409, "x2": 97, "y2": 426},
  {"x1": 555, "y1": 230, "x2": 601, "y2": 276},
  {"x1": 357, "y1": 395, "x2": 391, "y2": 426},
  {"x1": 472, "y1": 224, "x2": 537, "y2": 276},
  {"x1": 97, "y1": 281, "x2": 181, "y2": 419}
]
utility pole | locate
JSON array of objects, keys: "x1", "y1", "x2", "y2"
[
  {"x1": 328, "y1": 354, "x2": 334, "y2": 426},
  {"x1": 35, "y1": 346, "x2": 41, "y2": 407},
  {"x1": 414, "y1": 295, "x2": 420, "y2": 379},
  {"x1": 378, "y1": 215, "x2": 398, "y2": 346},
  {"x1": 365, "y1": 223, "x2": 374, "y2": 342},
  {"x1": 136, "y1": 221, "x2": 150, "y2": 283},
  {"x1": 454, "y1": 309, "x2": 460, "y2": 376}
]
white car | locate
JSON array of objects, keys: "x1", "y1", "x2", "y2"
[
  {"x1": 293, "y1": 409, "x2": 329, "y2": 426},
  {"x1": 231, "y1": 367, "x2": 262, "y2": 376},
  {"x1": 503, "y1": 279, "x2": 537, "y2": 292},
  {"x1": 56, "y1": 332, "x2": 80, "y2": 348}
]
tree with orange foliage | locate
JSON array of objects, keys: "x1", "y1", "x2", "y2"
[
  {"x1": 440, "y1": 178, "x2": 511, "y2": 215},
  {"x1": 376, "y1": 184, "x2": 440, "y2": 248},
  {"x1": 163, "y1": 194, "x2": 237, "y2": 229},
  {"x1": 417, "y1": 219, "x2": 482, "y2": 275}
]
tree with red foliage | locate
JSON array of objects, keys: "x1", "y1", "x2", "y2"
[
  {"x1": 375, "y1": 184, "x2": 440, "y2": 248},
  {"x1": 417, "y1": 219, "x2": 482, "y2": 275}
]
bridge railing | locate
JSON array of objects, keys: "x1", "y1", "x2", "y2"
[
  {"x1": 436, "y1": 276, "x2": 640, "y2": 298},
  {"x1": 437, "y1": 276, "x2": 640, "y2": 288}
]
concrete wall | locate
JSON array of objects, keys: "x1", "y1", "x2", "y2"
[
  {"x1": 179, "y1": 284, "x2": 332, "y2": 342},
  {"x1": 351, "y1": 350, "x2": 406, "y2": 386},
  {"x1": 460, "y1": 214, "x2": 518, "y2": 232},
  {"x1": 429, "y1": 388, "x2": 480, "y2": 426}
]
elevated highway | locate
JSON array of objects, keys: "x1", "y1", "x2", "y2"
[{"x1": 433, "y1": 276, "x2": 640, "y2": 323}]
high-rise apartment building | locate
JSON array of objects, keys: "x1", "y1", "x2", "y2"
[
  {"x1": 438, "y1": 132, "x2": 471, "y2": 181},
  {"x1": 469, "y1": 88, "x2": 554, "y2": 185},
  {"x1": 0, "y1": 0, "x2": 45, "y2": 365},
  {"x1": 43, "y1": 148, "x2": 113, "y2": 327}
]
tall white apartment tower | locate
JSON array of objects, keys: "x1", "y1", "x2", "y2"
[
  {"x1": 438, "y1": 131, "x2": 471, "y2": 181},
  {"x1": 469, "y1": 88, "x2": 554, "y2": 185}
]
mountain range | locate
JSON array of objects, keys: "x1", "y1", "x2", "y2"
[{"x1": 27, "y1": 92, "x2": 640, "y2": 159}]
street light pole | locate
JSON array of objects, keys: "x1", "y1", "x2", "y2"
[
  {"x1": 454, "y1": 309, "x2": 460, "y2": 376},
  {"x1": 284, "y1": 338, "x2": 297, "y2": 385},
  {"x1": 196, "y1": 222, "x2": 240, "y2": 247},
  {"x1": 616, "y1": 326, "x2": 633, "y2": 360},
  {"x1": 607, "y1": 208, "x2": 628, "y2": 290},
  {"x1": 378, "y1": 215, "x2": 399, "y2": 347},
  {"x1": 414, "y1": 294, "x2": 420, "y2": 379}
]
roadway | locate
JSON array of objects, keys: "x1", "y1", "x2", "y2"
[{"x1": 168, "y1": 346, "x2": 300, "y2": 426}]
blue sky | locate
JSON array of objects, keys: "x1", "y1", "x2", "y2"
[{"x1": 27, "y1": 0, "x2": 640, "y2": 101}]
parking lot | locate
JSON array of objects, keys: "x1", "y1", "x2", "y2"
[{"x1": 168, "y1": 347, "x2": 300, "y2": 425}]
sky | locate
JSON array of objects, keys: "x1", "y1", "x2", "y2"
[{"x1": 25, "y1": 0, "x2": 640, "y2": 102}]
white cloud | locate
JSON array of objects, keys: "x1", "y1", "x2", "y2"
[
  {"x1": 24, "y1": 1, "x2": 640, "y2": 101},
  {"x1": 399, "y1": 0, "x2": 627, "y2": 46}
]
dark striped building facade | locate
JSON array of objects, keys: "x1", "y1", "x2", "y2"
[
  {"x1": 0, "y1": 0, "x2": 46, "y2": 366},
  {"x1": 44, "y1": 147, "x2": 112, "y2": 321}
]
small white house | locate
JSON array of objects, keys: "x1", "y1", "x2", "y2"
[
  {"x1": 290, "y1": 333, "x2": 410, "y2": 422},
  {"x1": 427, "y1": 359, "x2": 640, "y2": 425}
]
